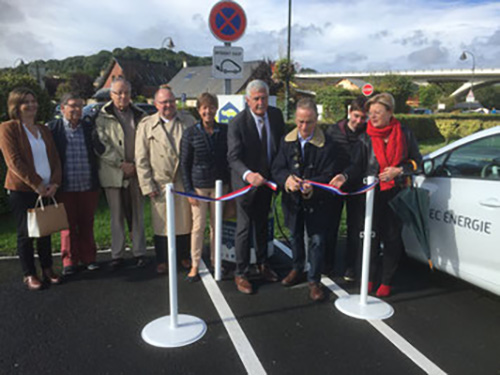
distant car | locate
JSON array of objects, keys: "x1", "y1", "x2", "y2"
[
  {"x1": 135, "y1": 103, "x2": 157, "y2": 115},
  {"x1": 404, "y1": 126, "x2": 500, "y2": 296},
  {"x1": 410, "y1": 108, "x2": 432, "y2": 115},
  {"x1": 82, "y1": 102, "x2": 157, "y2": 119}
]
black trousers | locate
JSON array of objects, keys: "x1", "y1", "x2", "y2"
[
  {"x1": 9, "y1": 191, "x2": 53, "y2": 276},
  {"x1": 154, "y1": 234, "x2": 190, "y2": 264},
  {"x1": 371, "y1": 188, "x2": 404, "y2": 286},
  {"x1": 324, "y1": 195, "x2": 343, "y2": 273},
  {"x1": 234, "y1": 187, "x2": 272, "y2": 276}
]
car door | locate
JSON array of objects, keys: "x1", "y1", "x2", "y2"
[{"x1": 410, "y1": 132, "x2": 500, "y2": 295}]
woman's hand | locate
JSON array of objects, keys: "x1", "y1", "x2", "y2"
[
  {"x1": 44, "y1": 184, "x2": 59, "y2": 198},
  {"x1": 379, "y1": 167, "x2": 403, "y2": 182}
]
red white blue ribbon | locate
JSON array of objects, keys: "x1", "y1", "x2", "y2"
[
  {"x1": 303, "y1": 179, "x2": 379, "y2": 196},
  {"x1": 172, "y1": 180, "x2": 278, "y2": 202}
]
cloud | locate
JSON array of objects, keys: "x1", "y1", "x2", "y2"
[
  {"x1": 3, "y1": 31, "x2": 54, "y2": 61},
  {"x1": 394, "y1": 30, "x2": 429, "y2": 47},
  {"x1": 407, "y1": 43, "x2": 449, "y2": 67},
  {"x1": 0, "y1": 0, "x2": 25, "y2": 23}
]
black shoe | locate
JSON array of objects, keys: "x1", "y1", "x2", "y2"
[
  {"x1": 135, "y1": 256, "x2": 148, "y2": 268},
  {"x1": 62, "y1": 265, "x2": 77, "y2": 276},
  {"x1": 343, "y1": 268, "x2": 356, "y2": 282},
  {"x1": 86, "y1": 262, "x2": 100, "y2": 271},
  {"x1": 109, "y1": 258, "x2": 124, "y2": 271},
  {"x1": 185, "y1": 274, "x2": 200, "y2": 283}
]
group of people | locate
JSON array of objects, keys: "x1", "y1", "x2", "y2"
[{"x1": 0, "y1": 78, "x2": 421, "y2": 301}]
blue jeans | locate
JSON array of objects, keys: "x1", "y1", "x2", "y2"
[{"x1": 290, "y1": 210, "x2": 326, "y2": 283}]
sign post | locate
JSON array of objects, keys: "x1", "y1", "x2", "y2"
[{"x1": 209, "y1": 1, "x2": 247, "y2": 94}]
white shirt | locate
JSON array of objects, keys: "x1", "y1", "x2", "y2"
[
  {"x1": 242, "y1": 111, "x2": 272, "y2": 182},
  {"x1": 22, "y1": 124, "x2": 51, "y2": 186}
]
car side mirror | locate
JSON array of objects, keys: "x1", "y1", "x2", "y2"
[{"x1": 423, "y1": 159, "x2": 435, "y2": 176}]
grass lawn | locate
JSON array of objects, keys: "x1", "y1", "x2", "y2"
[{"x1": 0, "y1": 138, "x2": 446, "y2": 257}]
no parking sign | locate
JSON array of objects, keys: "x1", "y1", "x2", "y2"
[{"x1": 209, "y1": 1, "x2": 247, "y2": 42}]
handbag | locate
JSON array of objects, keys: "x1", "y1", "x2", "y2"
[{"x1": 27, "y1": 196, "x2": 69, "y2": 238}]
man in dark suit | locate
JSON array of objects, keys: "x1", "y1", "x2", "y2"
[
  {"x1": 272, "y1": 98, "x2": 342, "y2": 301},
  {"x1": 227, "y1": 80, "x2": 285, "y2": 294}
]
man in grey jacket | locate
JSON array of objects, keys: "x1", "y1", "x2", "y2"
[{"x1": 95, "y1": 77, "x2": 147, "y2": 269}]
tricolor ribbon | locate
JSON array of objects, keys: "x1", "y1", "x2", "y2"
[
  {"x1": 303, "y1": 179, "x2": 379, "y2": 196},
  {"x1": 172, "y1": 180, "x2": 277, "y2": 202}
]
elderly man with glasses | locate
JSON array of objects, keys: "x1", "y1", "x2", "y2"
[{"x1": 95, "y1": 77, "x2": 148, "y2": 270}]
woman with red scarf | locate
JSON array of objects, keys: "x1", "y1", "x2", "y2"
[{"x1": 330, "y1": 93, "x2": 421, "y2": 297}]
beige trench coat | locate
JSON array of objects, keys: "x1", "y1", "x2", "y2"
[{"x1": 135, "y1": 112, "x2": 196, "y2": 235}]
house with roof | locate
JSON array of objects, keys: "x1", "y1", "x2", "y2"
[
  {"x1": 94, "y1": 57, "x2": 177, "y2": 98},
  {"x1": 167, "y1": 60, "x2": 267, "y2": 107}
]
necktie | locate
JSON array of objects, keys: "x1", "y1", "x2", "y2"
[{"x1": 258, "y1": 117, "x2": 269, "y2": 171}]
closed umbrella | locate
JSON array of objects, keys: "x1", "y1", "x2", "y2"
[{"x1": 389, "y1": 186, "x2": 433, "y2": 269}]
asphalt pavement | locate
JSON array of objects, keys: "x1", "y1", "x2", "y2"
[{"x1": 0, "y1": 244, "x2": 499, "y2": 375}]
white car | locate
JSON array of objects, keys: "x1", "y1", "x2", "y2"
[{"x1": 403, "y1": 126, "x2": 500, "y2": 296}]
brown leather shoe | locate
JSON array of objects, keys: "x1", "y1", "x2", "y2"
[
  {"x1": 42, "y1": 268, "x2": 61, "y2": 285},
  {"x1": 235, "y1": 276, "x2": 253, "y2": 294},
  {"x1": 281, "y1": 269, "x2": 306, "y2": 287},
  {"x1": 258, "y1": 264, "x2": 278, "y2": 282},
  {"x1": 156, "y1": 263, "x2": 167, "y2": 274},
  {"x1": 23, "y1": 275, "x2": 43, "y2": 291},
  {"x1": 308, "y1": 282, "x2": 325, "y2": 302}
]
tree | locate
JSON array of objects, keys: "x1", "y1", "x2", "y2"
[
  {"x1": 55, "y1": 72, "x2": 95, "y2": 99},
  {"x1": 474, "y1": 85, "x2": 500, "y2": 109},
  {"x1": 315, "y1": 86, "x2": 356, "y2": 122},
  {"x1": 0, "y1": 73, "x2": 53, "y2": 123},
  {"x1": 370, "y1": 75, "x2": 416, "y2": 113},
  {"x1": 418, "y1": 84, "x2": 443, "y2": 109}
]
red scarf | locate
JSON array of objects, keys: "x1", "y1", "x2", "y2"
[{"x1": 366, "y1": 117, "x2": 406, "y2": 191}]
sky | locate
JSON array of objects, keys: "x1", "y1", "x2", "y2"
[{"x1": 0, "y1": 0, "x2": 499, "y2": 73}]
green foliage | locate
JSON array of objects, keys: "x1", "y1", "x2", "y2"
[
  {"x1": 474, "y1": 85, "x2": 500, "y2": 109},
  {"x1": 0, "y1": 73, "x2": 53, "y2": 123},
  {"x1": 54, "y1": 72, "x2": 95, "y2": 99},
  {"x1": 370, "y1": 75, "x2": 417, "y2": 113},
  {"x1": 315, "y1": 86, "x2": 356, "y2": 122},
  {"x1": 272, "y1": 58, "x2": 296, "y2": 84},
  {"x1": 418, "y1": 84, "x2": 443, "y2": 109},
  {"x1": 397, "y1": 113, "x2": 500, "y2": 142}
]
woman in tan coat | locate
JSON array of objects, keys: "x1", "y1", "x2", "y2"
[{"x1": 0, "y1": 87, "x2": 62, "y2": 290}]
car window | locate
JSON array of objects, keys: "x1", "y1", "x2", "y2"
[{"x1": 438, "y1": 134, "x2": 500, "y2": 180}]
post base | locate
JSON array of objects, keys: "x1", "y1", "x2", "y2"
[
  {"x1": 335, "y1": 295, "x2": 394, "y2": 320},
  {"x1": 142, "y1": 314, "x2": 207, "y2": 348}
]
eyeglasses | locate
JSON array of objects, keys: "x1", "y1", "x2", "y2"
[
  {"x1": 156, "y1": 99, "x2": 176, "y2": 105},
  {"x1": 368, "y1": 110, "x2": 386, "y2": 117},
  {"x1": 111, "y1": 91, "x2": 130, "y2": 97}
]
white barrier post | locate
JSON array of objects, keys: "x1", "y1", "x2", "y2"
[
  {"x1": 141, "y1": 183, "x2": 207, "y2": 347},
  {"x1": 334, "y1": 176, "x2": 394, "y2": 320},
  {"x1": 215, "y1": 180, "x2": 223, "y2": 281}
]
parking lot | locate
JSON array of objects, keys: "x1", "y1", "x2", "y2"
[{"x1": 1, "y1": 241, "x2": 499, "y2": 375}]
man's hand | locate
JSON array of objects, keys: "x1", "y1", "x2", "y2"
[
  {"x1": 301, "y1": 182, "x2": 312, "y2": 195},
  {"x1": 246, "y1": 172, "x2": 266, "y2": 187},
  {"x1": 285, "y1": 175, "x2": 302, "y2": 192},
  {"x1": 188, "y1": 197, "x2": 199, "y2": 207},
  {"x1": 329, "y1": 174, "x2": 346, "y2": 188},
  {"x1": 148, "y1": 191, "x2": 159, "y2": 199},
  {"x1": 120, "y1": 162, "x2": 136, "y2": 178},
  {"x1": 379, "y1": 167, "x2": 402, "y2": 183}
]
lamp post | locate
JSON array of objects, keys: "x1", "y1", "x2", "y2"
[
  {"x1": 284, "y1": 0, "x2": 292, "y2": 120},
  {"x1": 460, "y1": 50, "x2": 475, "y2": 101},
  {"x1": 161, "y1": 37, "x2": 175, "y2": 50}
]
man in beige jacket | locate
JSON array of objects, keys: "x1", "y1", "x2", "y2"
[
  {"x1": 135, "y1": 86, "x2": 196, "y2": 273},
  {"x1": 96, "y1": 77, "x2": 147, "y2": 269}
]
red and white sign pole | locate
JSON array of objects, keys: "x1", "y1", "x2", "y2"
[{"x1": 362, "y1": 83, "x2": 374, "y2": 97}]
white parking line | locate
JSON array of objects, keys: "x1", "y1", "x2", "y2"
[
  {"x1": 275, "y1": 239, "x2": 447, "y2": 375},
  {"x1": 199, "y1": 260, "x2": 266, "y2": 375}
]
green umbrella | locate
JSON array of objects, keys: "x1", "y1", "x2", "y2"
[{"x1": 389, "y1": 186, "x2": 433, "y2": 270}]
